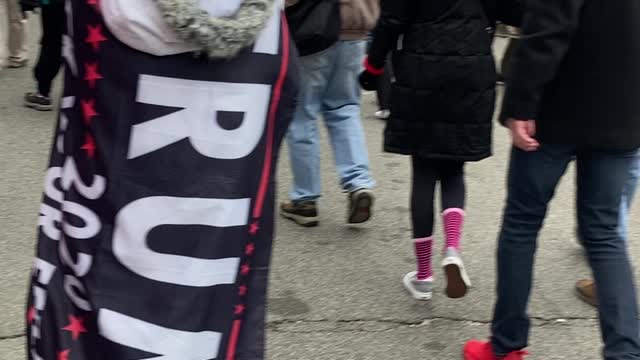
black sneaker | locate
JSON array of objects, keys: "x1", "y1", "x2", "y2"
[
  {"x1": 25, "y1": 92, "x2": 53, "y2": 111},
  {"x1": 280, "y1": 201, "x2": 319, "y2": 227},
  {"x1": 348, "y1": 189, "x2": 374, "y2": 224}
]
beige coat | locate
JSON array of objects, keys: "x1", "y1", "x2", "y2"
[
  {"x1": 286, "y1": 0, "x2": 380, "y2": 40},
  {"x1": 338, "y1": 0, "x2": 379, "y2": 40}
]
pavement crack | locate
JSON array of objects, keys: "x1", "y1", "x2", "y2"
[
  {"x1": 268, "y1": 316, "x2": 600, "y2": 334},
  {"x1": 0, "y1": 333, "x2": 26, "y2": 341}
]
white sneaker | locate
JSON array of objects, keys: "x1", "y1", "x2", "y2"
[
  {"x1": 8, "y1": 57, "x2": 28, "y2": 68},
  {"x1": 403, "y1": 271, "x2": 433, "y2": 300},
  {"x1": 374, "y1": 110, "x2": 390, "y2": 119},
  {"x1": 442, "y1": 248, "x2": 471, "y2": 299}
]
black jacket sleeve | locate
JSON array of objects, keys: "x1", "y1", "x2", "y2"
[
  {"x1": 367, "y1": 0, "x2": 412, "y2": 69},
  {"x1": 500, "y1": 0, "x2": 585, "y2": 123},
  {"x1": 496, "y1": 0, "x2": 524, "y2": 27}
]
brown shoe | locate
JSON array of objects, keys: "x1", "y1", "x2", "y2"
[
  {"x1": 348, "y1": 189, "x2": 374, "y2": 224},
  {"x1": 280, "y1": 201, "x2": 319, "y2": 227},
  {"x1": 575, "y1": 279, "x2": 598, "y2": 307}
]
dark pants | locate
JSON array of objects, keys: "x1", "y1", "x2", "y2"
[
  {"x1": 411, "y1": 156, "x2": 465, "y2": 238},
  {"x1": 34, "y1": 3, "x2": 65, "y2": 96},
  {"x1": 376, "y1": 56, "x2": 393, "y2": 111},
  {"x1": 492, "y1": 145, "x2": 640, "y2": 359}
]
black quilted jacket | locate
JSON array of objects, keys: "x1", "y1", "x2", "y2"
[{"x1": 368, "y1": 0, "x2": 501, "y2": 161}]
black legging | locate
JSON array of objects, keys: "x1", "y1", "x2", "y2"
[{"x1": 411, "y1": 156, "x2": 466, "y2": 238}]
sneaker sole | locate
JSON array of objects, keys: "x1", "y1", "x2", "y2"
[
  {"x1": 348, "y1": 192, "x2": 373, "y2": 224},
  {"x1": 444, "y1": 263, "x2": 467, "y2": 299},
  {"x1": 280, "y1": 211, "x2": 319, "y2": 227},
  {"x1": 24, "y1": 101, "x2": 53, "y2": 111}
]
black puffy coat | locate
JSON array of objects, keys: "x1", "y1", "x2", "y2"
[{"x1": 368, "y1": 0, "x2": 502, "y2": 161}]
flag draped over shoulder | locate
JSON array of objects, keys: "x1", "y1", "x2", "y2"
[{"x1": 26, "y1": 1, "x2": 298, "y2": 359}]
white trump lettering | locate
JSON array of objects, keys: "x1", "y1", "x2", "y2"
[
  {"x1": 128, "y1": 76, "x2": 271, "y2": 160},
  {"x1": 113, "y1": 196, "x2": 249, "y2": 287}
]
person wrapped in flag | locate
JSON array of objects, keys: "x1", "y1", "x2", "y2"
[{"x1": 26, "y1": 0, "x2": 298, "y2": 359}]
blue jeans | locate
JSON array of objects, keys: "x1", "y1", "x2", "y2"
[
  {"x1": 492, "y1": 145, "x2": 640, "y2": 359},
  {"x1": 619, "y1": 151, "x2": 640, "y2": 240},
  {"x1": 286, "y1": 40, "x2": 375, "y2": 202}
]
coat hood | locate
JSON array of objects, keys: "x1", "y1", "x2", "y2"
[{"x1": 101, "y1": 0, "x2": 277, "y2": 58}]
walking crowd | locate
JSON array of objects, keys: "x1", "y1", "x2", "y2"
[{"x1": 2, "y1": 0, "x2": 639, "y2": 359}]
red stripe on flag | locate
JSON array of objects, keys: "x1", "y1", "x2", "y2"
[
  {"x1": 252, "y1": 14, "x2": 291, "y2": 219},
  {"x1": 225, "y1": 320, "x2": 242, "y2": 360}
]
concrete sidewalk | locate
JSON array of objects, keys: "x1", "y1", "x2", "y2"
[{"x1": 1, "y1": 19, "x2": 638, "y2": 360}]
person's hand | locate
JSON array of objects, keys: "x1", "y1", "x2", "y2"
[
  {"x1": 507, "y1": 119, "x2": 539, "y2": 151},
  {"x1": 358, "y1": 70, "x2": 380, "y2": 91}
]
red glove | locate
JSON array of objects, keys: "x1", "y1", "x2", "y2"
[{"x1": 359, "y1": 57, "x2": 384, "y2": 91}]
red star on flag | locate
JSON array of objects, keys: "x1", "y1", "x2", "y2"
[
  {"x1": 238, "y1": 285, "x2": 248, "y2": 296},
  {"x1": 82, "y1": 133, "x2": 97, "y2": 159},
  {"x1": 84, "y1": 63, "x2": 103, "y2": 88},
  {"x1": 81, "y1": 99, "x2": 98, "y2": 125},
  {"x1": 249, "y1": 221, "x2": 260, "y2": 235},
  {"x1": 245, "y1": 243, "x2": 255, "y2": 256},
  {"x1": 62, "y1": 315, "x2": 88, "y2": 340},
  {"x1": 85, "y1": 24, "x2": 107, "y2": 51},
  {"x1": 234, "y1": 304, "x2": 246, "y2": 315},
  {"x1": 27, "y1": 306, "x2": 36, "y2": 324},
  {"x1": 58, "y1": 349, "x2": 70, "y2": 360},
  {"x1": 240, "y1": 264, "x2": 250, "y2": 276}
]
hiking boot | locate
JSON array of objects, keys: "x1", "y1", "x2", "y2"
[
  {"x1": 280, "y1": 201, "x2": 318, "y2": 227},
  {"x1": 442, "y1": 247, "x2": 471, "y2": 299},
  {"x1": 576, "y1": 279, "x2": 597, "y2": 307},
  {"x1": 402, "y1": 271, "x2": 433, "y2": 300},
  {"x1": 25, "y1": 92, "x2": 53, "y2": 111},
  {"x1": 348, "y1": 189, "x2": 374, "y2": 224},
  {"x1": 463, "y1": 340, "x2": 528, "y2": 360}
]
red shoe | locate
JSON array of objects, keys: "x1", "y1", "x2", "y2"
[{"x1": 463, "y1": 340, "x2": 528, "y2": 360}]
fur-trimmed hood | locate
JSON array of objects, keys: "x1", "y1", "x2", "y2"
[{"x1": 101, "y1": 0, "x2": 278, "y2": 58}]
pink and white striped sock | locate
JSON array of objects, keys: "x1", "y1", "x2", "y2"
[
  {"x1": 443, "y1": 208, "x2": 465, "y2": 251},
  {"x1": 414, "y1": 237, "x2": 433, "y2": 280}
]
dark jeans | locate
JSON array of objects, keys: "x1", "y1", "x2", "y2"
[
  {"x1": 34, "y1": 3, "x2": 65, "y2": 96},
  {"x1": 492, "y1": 145, "x2": 640, "y2": 359}
]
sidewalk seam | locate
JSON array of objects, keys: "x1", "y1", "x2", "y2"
[
  {"x1": 268, "y1": 317, "x2": 601, "y2": 333},
  {"x1": 0, "y1": 333, "x2": 25, "y2": 341}
]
